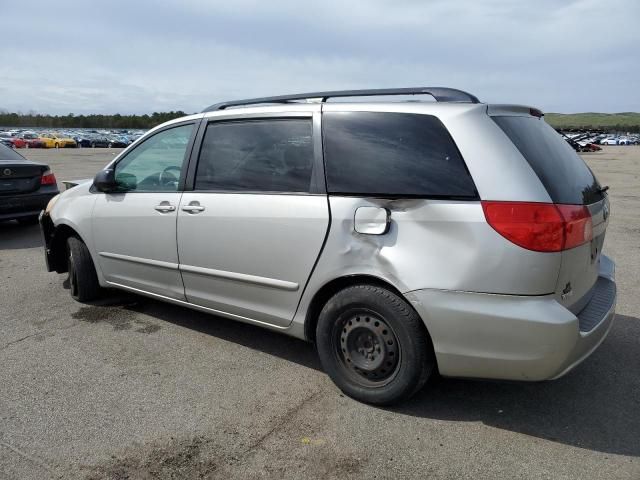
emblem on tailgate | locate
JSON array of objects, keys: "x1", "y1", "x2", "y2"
[
  {"x1": 603, "y1": 202, "x2": 609, "y2": 221},
  {"x1": 561, "y1": 282, "x2": 573, "y2": 300},
  {"x1": 3, "y1": 168, "x2": 11, "y2": 176}
]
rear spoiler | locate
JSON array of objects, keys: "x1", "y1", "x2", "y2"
[
  {"x1": 62, "y1": 179, "x2": 92, "y2": 190},
  {"x1": 487, "y1": 104, "x2": 544, "y2": 118}
]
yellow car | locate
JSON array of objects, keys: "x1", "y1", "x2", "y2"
[{"x1": 39, "y1": 133, "x2": 77, "y2": 148}]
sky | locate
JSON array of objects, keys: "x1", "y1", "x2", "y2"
[{"x1": 0, "y1": 0, "x2": 638, "y2": 115}]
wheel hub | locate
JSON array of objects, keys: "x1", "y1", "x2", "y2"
[{"x1": 339, "y1": 312, "x2": 399, "y2": 383}]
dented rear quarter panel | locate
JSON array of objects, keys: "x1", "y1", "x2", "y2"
[{"x1": 291, "y1": 196, "x2": 562, "y2": 332}]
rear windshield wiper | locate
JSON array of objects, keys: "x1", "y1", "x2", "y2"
[{"x1": 597, "y1": 185, "x2": 610, "y2": 194}]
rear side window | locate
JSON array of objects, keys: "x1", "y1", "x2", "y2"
[
  {"x1": 195, "y1": 119, "x2": 314, "y2": 193},
  {"x1": 0, "y1": 143, "x2": 26, "y2": 161},
  {"x1": 322, "y1": 112, "x2": 477, "y2": 198},
  {"x1": 492, "y1": 116, "x2": 603, "y2": 205}
]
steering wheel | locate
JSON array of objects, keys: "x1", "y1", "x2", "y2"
[{"x1": 158, "y1": 166, "x2": 181, "y2": 187}]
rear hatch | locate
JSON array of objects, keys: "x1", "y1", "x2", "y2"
[
  {"x1": 491, "y1": 112, "x2": 608, "y2": 313},
  {"x1": 0, "y1": 147, "x2": 48, "y2": 195}
]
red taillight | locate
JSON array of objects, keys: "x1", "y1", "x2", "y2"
[
  {"x1": 41, "y1": 170, "x2": 57, "y2": 185},
  {"x1": 556, "y1": 204, "x2": 593, "y2": 249},
  {"x1": 482, "y1": 201, "x2": 592, "y2": 252}
]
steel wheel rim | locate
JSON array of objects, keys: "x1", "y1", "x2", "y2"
[{"x1": 333, "y1": 309, "x2": 401, "y2": 387}]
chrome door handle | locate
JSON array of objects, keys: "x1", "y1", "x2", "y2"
[
  {"x1": 182, "y1": 205, "x2": 205, "y2": 213},
  {"x1": 154, "y1": 204, "x2": 176, "y2": 213}
]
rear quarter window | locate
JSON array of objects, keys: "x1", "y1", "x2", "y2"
[
  {"x1": 492, "y1": 116, "x2": 603, "y2": 205},
  {"x1": 322, "y1": 112, "x2": 477, "y2": 198},
  {"x1": 0, "y1": 143, "x2": 26, "y2": 161}
]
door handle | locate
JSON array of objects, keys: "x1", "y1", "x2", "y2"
[
  {"x1": 182, "y1": 203, "x2": 205, "y2": 213},
  {"x1": 154, "y1": 203, "x2": 176, "y2": 213}
]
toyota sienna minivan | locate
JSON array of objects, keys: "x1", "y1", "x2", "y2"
[{"x1": 40, "y1": 88, "x2": 616, "y2": 405}]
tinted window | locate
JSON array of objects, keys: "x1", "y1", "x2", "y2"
[
  {"x1": 0, "y1": 143, "x2": 26, "y2": 161},
  {"x1": 115, "y1": 124, "x2": 193, "y2": 192},
  {"x1": 195, "y1": 119, "x2": 314, "y2": 192},
  {"x1": 323, "y1": 112, "x2": 477, "y2": 197},
  {"x1": 492, "y1": 116, "x2": 603, "y2": 205}
]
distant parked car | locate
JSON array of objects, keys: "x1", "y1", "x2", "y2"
[
  {"x1": 90, "y1": 136, "x2": 111, "y2": 148},
  {"x1": 106, "y1": 137, "x2": 129, "y2": 148},
  {"x1": 600, "y1": 138, "x2": 619, "y2": 145},
  {"x1": 74, "y1": 135, "x2": 92, "y2": 148},
  {"x1": 9, "y1": 137, "x2": 27, "y2": 148},
  {"x1": 0, "y1": 142, "x2": 59, "y2": 224},
  {"x1": 0, "y1": 132, "x2": 16, "y2": 147},
  {"x1": 0, "y1": 133, "x2": 27, "y2": 148},
  {"x1": 21, "y1": 133, "x2": 46, "y2": 148},
  {"x1": 40, "y1": 133, "x2": 77, "y2": 148}
]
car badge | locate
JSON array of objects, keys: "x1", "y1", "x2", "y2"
[
  {"x1": 3, "y1": 168, "x2": 12, "y2": 176},
  {"x1": 602, "y1": 202, "x2": 609, "y2": 221}
]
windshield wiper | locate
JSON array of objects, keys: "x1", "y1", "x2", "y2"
[{"x1": 597, "y1": 185, "x2": 609, "y2": 194}]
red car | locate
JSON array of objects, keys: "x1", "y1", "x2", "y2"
[
  {"x1": 20, "y1": 133, "x2": 46, "y2": 148},
  {"x1": 10, "y1": 137, "x2": 27, "y2": 148}
]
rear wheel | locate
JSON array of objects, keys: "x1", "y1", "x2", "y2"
[
  {"x1": 316, "y1": 284, "x2": 435, "y2": 405},
  {"x1": 67, "y1": 236, "x2": 101, "y2": 302}
]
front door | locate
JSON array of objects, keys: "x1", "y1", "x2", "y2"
[
  {"x1": 93, "y1": 122, "x2": 196, "y2": 300},
  {"x1": 177, "y1": 115, "x2": 329, "y2": 326}
]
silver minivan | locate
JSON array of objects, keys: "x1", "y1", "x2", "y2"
[{"x1": 40, "y1": 88, "x2": 616, "y2": 405}]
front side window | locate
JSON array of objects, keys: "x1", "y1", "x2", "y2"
[
  {"x1": 115, "y1": 124, "x2": 193, "y2": 192},
  {"x1": 323, "y1": 112, "x2": 477, "y2": 198},
  {"x1": 195, "y1": 119, "x2": 314, "y2": 193}
]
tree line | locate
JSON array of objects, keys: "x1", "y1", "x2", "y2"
[
  {"x1": 0, "y1": 111, "x2": 189, "y2": 129},
  {"x1": 1, "y1": 111, "x2": 638, "y2": 133}
]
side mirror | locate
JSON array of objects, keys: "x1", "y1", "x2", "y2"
[{"x1": 93, "y1": 169, "x2": 117, "y2": 192}]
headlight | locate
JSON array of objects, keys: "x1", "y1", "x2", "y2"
[{"x1": 45, "y1": 194, "x2": 60, "y2": 214}]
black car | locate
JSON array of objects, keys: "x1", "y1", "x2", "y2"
[
  {"x1": 0, "y1": 143, "x2": 59, "y2": 224},
  {"x1": 89, "y1": 136, "x2": 111, "y2": 148},
  {"x1": 74, "y1": 135, "x2": 92, "y2": 148}
]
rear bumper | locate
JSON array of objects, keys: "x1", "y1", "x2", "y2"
[
  {"x1": 405, "y1": 255, "x2": 616, "y2": 381},
  {"x1": 0, "y1": 192, "x2": 58, "y2": 221}
]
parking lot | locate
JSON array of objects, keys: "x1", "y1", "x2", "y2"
[{"x1": 1, "y1": 146, "x2": 639, "y2": 479}]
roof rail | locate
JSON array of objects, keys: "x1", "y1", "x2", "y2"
[{"x1": 202, "y1": 87, "x2": 480, "y2": 112}]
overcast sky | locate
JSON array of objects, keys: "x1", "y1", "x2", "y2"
[{"x1": 0, "y1": 0, "x2": 638, "y2": 115}]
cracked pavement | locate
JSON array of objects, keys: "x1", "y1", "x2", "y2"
[{"x1": 1, "y1": 147, "x2": 639, "y2": 479}]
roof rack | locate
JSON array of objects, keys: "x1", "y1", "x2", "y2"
[{"x1": 202, "y1": 87, "x2": 480, "y2": 112}]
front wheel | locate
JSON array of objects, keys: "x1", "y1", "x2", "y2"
[
  {"x1": 316, "y1": 284, "x2": 435, "y2": 405},
  {"x1": 67, "y1": 236, "x2": 101, "y2": 302}
]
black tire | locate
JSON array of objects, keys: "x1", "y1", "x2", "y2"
[
  {"x1": 67, "y1": 236, "x2": 101, "y2": 302},
  {"x1": 16, "y1": 215, "x2": 39, "y2": 225},
  {"x1": 316, "y1": 284, "x2": 435, "y2": 405}
]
